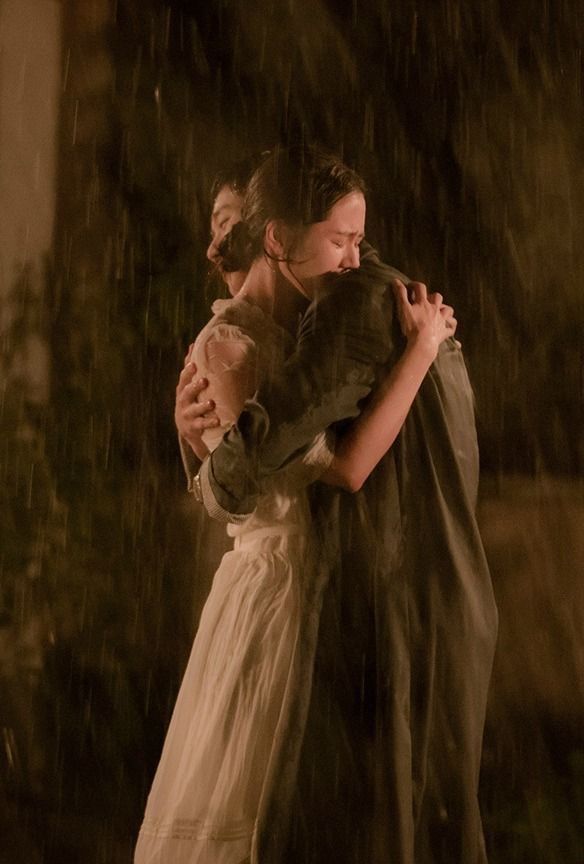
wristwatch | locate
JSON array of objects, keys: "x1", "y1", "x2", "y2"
[{"x1": 189, "y1": 472, "x2": 203, "y2": 502}]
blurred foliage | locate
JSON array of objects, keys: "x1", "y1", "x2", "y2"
[{"x1": 1, "y1": 1, "x2": 206, "y2": 860}]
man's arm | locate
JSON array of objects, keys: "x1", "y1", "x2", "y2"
[{"x1": 197, "y1": 246, "x2": 403, "y2": 519}]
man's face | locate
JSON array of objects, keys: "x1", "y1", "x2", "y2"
[
  {"x1": 206, "y1": 185, "x2": 246, "y2": 296},
  {"x1": 280, "y1": 191, "x2": 366, "y2": 299}
]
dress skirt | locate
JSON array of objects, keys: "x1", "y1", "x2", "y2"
[{"x1": 135, "y1": 525, "x2": 308, "y2": 864}]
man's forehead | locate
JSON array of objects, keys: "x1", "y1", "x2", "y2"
[
  {"x1": 212, "y1": 202, "x2": 237, "y2": 220},
  {"x1": 212, "y1": 186, "x2": 243, "y2": 219}
]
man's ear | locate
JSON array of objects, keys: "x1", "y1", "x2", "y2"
[{"x1": 264, "y1": 219, "x2": 288, "y2": 259}]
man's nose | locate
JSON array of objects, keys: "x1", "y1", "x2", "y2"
[{"x1": 206, "y1": 236, "x2": 220, "y2": 263}]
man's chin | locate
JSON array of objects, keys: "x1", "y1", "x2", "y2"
[{"x1": 224, "y1": 271, "x2": 246, "y2": 296}]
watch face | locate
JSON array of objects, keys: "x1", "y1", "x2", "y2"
[{"x1": 191, "y1": 473, "x2": 203, "y2": 502}]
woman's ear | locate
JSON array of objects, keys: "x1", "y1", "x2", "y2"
[{"x1": 264, "y1": 219, "x2": 288, "y2": 259}]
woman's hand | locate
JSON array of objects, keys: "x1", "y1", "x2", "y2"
[
  {"x1": 175, "y1": 356, "x2": 219, "y2": 461},
  {"x1": 392, "y1": 278, "x2": 457, "y2": 361}
]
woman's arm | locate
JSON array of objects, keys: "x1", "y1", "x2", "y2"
[
  {"x1": 322, "y1": 279, "x2": 457, "y2": 492},
  {"x1": 197, "y1": 249, "x2": 396, "y2": 520}
]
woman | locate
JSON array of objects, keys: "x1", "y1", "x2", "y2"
[{"x1": 134, "y1": 145, "x2": 455, "y2": 864}]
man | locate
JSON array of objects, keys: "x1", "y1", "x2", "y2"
[
  {"x1": 177, "y1": 154, "x2": 266, "y2": 480},
  {"x1": 176, "y1": 155, "x2": 497, "y2": 864}
]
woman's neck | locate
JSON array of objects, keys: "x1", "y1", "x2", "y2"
[
  {"x1": 238, "y1": 258, "x2": 309, "y2": 336},
  {"x1": 238, "y1": 256, "x2": 276, "y2": 315},
  {"x1": 273, "y1": 269, "x2": 310, "y2": 335}
]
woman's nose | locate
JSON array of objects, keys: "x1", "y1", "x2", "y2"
[{"x1": 342, "y1": 245, "x2": 360, "y2": 270}]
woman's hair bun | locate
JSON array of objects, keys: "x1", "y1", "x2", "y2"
[{"x1": 217, "y1": 220, "x2": 255, "y2": 273}]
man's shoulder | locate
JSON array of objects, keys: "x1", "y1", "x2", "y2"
[
  {"x1": 297, "y1": 245, "x2": 404, "y2": 348},
  {"x1": 312, "y1": 243, "x2": 408, "y2": 315},
  {"x1": 324, "y1": 243, "x2": 408, "y2": 294},
  {"x1": 358, "y1": 242, "x2": 410, "y2": 285}
]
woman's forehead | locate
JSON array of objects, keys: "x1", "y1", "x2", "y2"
[{"x1": 319, "y1": 191, "x2": 366, "y2": 233}]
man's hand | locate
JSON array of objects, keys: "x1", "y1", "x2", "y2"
[{"x1": 175, "y1": 359, "x2": 219, "y2": 461}]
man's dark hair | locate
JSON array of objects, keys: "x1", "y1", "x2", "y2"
[{"x1": 210, "y1": 151, "x2": 271, "y2": 203}]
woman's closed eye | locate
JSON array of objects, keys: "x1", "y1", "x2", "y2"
[{"x1": 332, "y1": 236, "x2": 362, "y2": 249}]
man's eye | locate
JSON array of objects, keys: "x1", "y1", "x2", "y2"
[{"x1": 332, "y1": 240, "x2": 344, "y2": 249}]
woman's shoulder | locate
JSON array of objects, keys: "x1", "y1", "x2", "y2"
[
  {"x1": 212, "y1": 296, "x2": 275, "y2": 329},
  {"x1": 195, "y1": 297, "x2": 258, "y2": 343},
  {"x1": 190, "y1": 296, "x2": 280, "y2": 365}
]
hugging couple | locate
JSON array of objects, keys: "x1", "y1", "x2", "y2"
[{"x1": 135, "y1": 145, "x2": 497, "y2": 864}]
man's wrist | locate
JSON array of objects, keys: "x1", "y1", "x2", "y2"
[{"x1": 188, "y1": 471, "x2": 203, "y2": 502}]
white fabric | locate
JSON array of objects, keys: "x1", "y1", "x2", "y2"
[{"x1": 135, "y1": 297, "x2": 332, "y2": 864}]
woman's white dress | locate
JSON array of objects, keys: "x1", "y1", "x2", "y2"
[{"x1": 134, "y1": 297, "x2": 332, "y2": 864}]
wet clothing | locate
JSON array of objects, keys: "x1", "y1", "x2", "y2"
[
  {"x1": 197, "y1": 245, "x2": 498, "y2": 864},
  {"x1": 135, "y1": 298, "x2": 332, "y2": 864}
]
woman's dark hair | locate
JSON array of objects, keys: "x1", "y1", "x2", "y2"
[{"x1": 220, "y1": 144, "x2": 365, "y2": 272}]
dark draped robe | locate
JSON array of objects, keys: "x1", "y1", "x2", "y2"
[{"x1": 196, "y1": 244, "x2": 498, "y2": 864}]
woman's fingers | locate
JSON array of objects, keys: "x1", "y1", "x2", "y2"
[
  {"x1": 393, "y1": 278, "x2": 458, "y2": 345},
  {"x1": 409, "y1": 281, "x2": 428, "y2": 303},
  {"x1": 438, "y1": 304, "x2": 457, "y2": 331},
  {"x1": 394, "y1": 279, "x2": 439, "y2": 306},
  {"x1": 392, "y1": 278, "x2": 409, "y2": 305}
]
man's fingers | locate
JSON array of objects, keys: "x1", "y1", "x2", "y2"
[
  {"x1": 178, "y1": 375, "x2": 209, "y2": 405},
  {"x1": 177, "y1": 358, "x2": 201, "y2": 391},
  {"x1": 188, "y1": 415, "x2": 221, "y2": 430},
  {"x1": 177, "y1": 362, "x2": 197, "y2": 392},
  {"x1": 186, "y1": 378, "x2": 209, "y2": 397},
  {"x1": 183, "y1": 399, "x2": 218, "y2": 420}
]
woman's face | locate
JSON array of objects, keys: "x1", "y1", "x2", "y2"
[
  {"x1": 281, "y1": 191, "x2": 366, "y2": 298},
  {"x1": 206, "y1": 184, "x2": 246, "y2": 296}
]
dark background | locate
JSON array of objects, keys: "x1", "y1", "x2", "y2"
[{"x1": 1, "y1": 1, "x2": 582, "y2": 861}]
